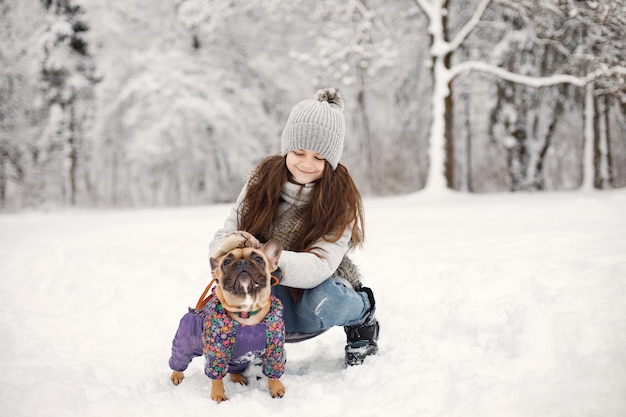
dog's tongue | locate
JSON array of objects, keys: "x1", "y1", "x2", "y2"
[
  {"x1": 237, "y1": 271, "x2": 252, "y2": 280},
  {"x1": 237, "y1": 271, "x2": 252, "y2": 284},
  {"x1": 237, "y1": 272, "x2": 252, "y2": 288},
  {"x1": 239, "y1": 311, "x2": 250, "y2": 319}
]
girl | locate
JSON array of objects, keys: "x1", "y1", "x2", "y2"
[{"x1": 209, "y1": 88, "x2": 379, "y2": 366}]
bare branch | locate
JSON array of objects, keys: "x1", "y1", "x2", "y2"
[
  {"x1": 412, "y1": 0, "x2": 433, "y2": 16},
  {"x1": 353, "y1": 0, "x2": 391, "y2": 39},
  {"x1": 447, "y1": 0, "x2": 493, "y2": 53},
  {"x1": 451, "y1": 60, "x2": 626, "y2": 88},
  {"x1": 449, "y1": 60, "x2": 585, "y2": 87}
]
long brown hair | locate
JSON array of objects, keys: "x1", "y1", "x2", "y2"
[{"x1": 238, "y1": 154, "x2": 364, "y2": 253}]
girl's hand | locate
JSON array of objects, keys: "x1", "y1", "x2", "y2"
[{"x1": 213, "y1": 231, "x2": 262, "y2": 258}]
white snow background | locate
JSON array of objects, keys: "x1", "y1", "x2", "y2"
[{"x1": 1, "y1": 190, "x2": 625, "y2": 417}]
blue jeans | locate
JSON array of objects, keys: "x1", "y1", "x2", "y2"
[{"x1": 271, "y1": 278, "x2": 370, "y2": 334}]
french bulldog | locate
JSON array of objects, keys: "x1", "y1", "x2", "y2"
[{"x1": 169, "y1": 235, "x2": 285, "y2": 403}]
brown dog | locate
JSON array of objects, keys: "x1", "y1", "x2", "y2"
[{"x1": 169, "y1": 236, "x2": 285, "y2": 402}]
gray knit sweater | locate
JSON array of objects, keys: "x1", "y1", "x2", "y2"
[{"x1": 209, "y1": 180, "x2": 361, "y2": 289}]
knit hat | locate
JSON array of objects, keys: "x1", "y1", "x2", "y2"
[{"x1": 280, "y1": 87, "x2": 345, "y2": 170}]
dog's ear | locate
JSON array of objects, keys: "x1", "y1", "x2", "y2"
[
  {"x1": 210, "y1": 257, "x2": 219, "y2": 272},
  {"x1": 262, "y1": 238, "x2": 283, "y2": 270}
]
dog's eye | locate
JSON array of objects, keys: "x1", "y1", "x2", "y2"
[
  {"x1": 222, "y1": 254, "x2": 236, "y2": 267},
  {"x1": 252, "y1": 254, "x2": 265, "y2": 265}
]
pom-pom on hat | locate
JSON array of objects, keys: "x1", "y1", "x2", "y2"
[{"x1": 281, "y1": 87, "x2": 345, "y2": 170}]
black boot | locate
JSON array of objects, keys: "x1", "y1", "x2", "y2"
[{"x1": 344, "y1": 286, "x2": 379, "y2": 366}]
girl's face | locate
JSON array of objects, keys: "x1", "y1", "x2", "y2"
[{"x1": 286, "y1": 149, "x2": 326, "y2": 185}]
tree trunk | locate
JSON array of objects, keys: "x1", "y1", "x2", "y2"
[
  {"x1": 0, "y1": 151, "x2": 5, "y2": 207},
  {"x1": 68, "y1": 102, "x2": 77, "y2": 205},
  {"x1": 357, "y1": 71, "x2": 374, "y2": 185},
  {"x1": 442, "y1": 0, "x2": 454, "y2": 189},
  {"x1": 462, "y1": 92, "x2": 473, "y2": 192},
  {"x1": 594, "y1": 94, "x2": 612, "y2": 189},
  {"x1": 603, "y1": 95, "x2": 614, "y2": 189},
  {"x1": 582, "y1": 83, "x2": 595, "y2": 191},
  {"x1": 530, "y1": 97, "x2": 561, "y2": 191},
  {"x1": 593, "y1": 94, "x2": 605, "y2": 189}
]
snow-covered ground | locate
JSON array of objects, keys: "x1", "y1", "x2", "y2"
[{"x1": 1, "y1": 190, "x2": 625, "y2": 417}]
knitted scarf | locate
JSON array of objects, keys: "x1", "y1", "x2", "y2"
[{"x1": 264, "y1": 192, "x2": 363, "y2": 290}]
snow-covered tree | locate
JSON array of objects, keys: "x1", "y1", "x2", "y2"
[
  {"x1": 489, "y1": 0, "x2": 625, "y2": 191},
  {"x1": 87, "y1": 0, "x2": 299, "y2": 206},
  {"x1": 0, "y1": 0, "x2": 48, "y2": 208},
  {"x1": 2, "y1": 0, "x2": 626, "y2": 210},
  {"x1": 288, "y1": 0, "x2": 399, "y2": 188},
  {"x1": 0, "y1": 2, "x2": 28, "y2": 207},
  {"x1": 412, "y1": 0, "x2": 625, "y2": 192},
  {"x1": 488, "y1": 4, "x2": 578, "y2": 191},
  {"x1": 36, "y1": 0, "x2": 98, "y2": 205},
  {"x1": 566, "y1": 0, "x2": 626, "y2": 190}
]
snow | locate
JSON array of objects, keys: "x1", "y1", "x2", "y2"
[{"x1": 1, "y1": 190, "x2": 626, "y2": 417}]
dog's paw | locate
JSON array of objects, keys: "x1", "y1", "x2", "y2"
[
  {"x1": 268, "y1": 379, "x2": 285, "y2": 398},
  {"x1": 211, "y1": 392, "x2": 228, "y2": 403},
  {"x1": 229, "y1": 373, "x2": 248, "y2": 386},
  {"x1": 211, "y1": 380, "x2": 228, "y2": 403},
  {"x1": 170, "y1": 371, "x2": 185, "y2": 385}
]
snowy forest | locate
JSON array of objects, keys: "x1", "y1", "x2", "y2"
[{"x1": 1, "y1": 0, "x2": 625, "y2": 209}]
